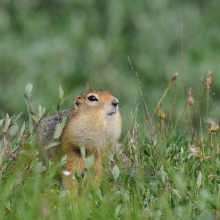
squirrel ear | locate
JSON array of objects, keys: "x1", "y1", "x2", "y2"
[{"x1": 74, "y1": 96, "x2": 82, "y2": 107}]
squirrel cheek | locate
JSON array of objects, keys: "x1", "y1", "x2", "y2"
[{"x1": 103, "y1": 120, "x2": 107, "y2": 128}]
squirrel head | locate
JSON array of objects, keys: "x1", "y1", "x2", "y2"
[
  {"x1": 65, "y1": 90, "x2": 122, "y2": 150},
  {"x1": 73, "y1": 90, "x2": 120, "y2": 121}
]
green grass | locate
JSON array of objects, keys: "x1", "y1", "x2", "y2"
[{"x1": 0, "y1": 74, "x2": 220, "y2": 220}]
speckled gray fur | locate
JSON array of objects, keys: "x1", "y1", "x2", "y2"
[{"x1": 36, "y1": 108, "x2": 72, "y2": 158}]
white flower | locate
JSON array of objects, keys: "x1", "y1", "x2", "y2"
[{"x1": 63, "y1": 170, "x2": 71, "y2": 176}]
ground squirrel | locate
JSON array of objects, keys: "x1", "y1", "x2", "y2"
[{"x1": 36, "y1": 90, "x2": 122, "y2": 190}]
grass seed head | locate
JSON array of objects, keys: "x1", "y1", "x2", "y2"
[
  {"x1": 206, "y1": 70, "x2": 212, "y2": 90},
  {"x1": 187, "y1": 96, "x2": 194, "y2": 105},
  {"x1": 186, "y1": 88, "x2": 194, "y2": 106},
  {"x1": 204, "y1": 118, "x2": 219, "y2": 132},
  {"x1": 189, "y1": 145, "x2": 202, "y2": 158},
  {"x1": 155, "y1": 106, "x2": 167, "y2": 119},
  {"x1": 171, "y1": 73, "x2": 178, "y2": 82}
]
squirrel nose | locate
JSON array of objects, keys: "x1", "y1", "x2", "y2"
[{"x1": 112, "y1": 100, "x2": 119, "y2": 107}]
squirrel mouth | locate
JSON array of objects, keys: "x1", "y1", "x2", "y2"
[
  {"x1": 107, "y1": 111, "x2": 116, "y2": 116},
  {"x1": 107, "y1": 105, "x2": 118, "y2": 117}
]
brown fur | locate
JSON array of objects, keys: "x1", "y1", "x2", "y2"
[{"x1": 36, "y1": 90, "x2": 122, "y2": 190}]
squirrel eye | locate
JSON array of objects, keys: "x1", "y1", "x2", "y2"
[{"x1": 88, "y1": 95, "x2": 98, "y2": 101}]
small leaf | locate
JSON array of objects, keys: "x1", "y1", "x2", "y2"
[
  {"x1": 53, "y1": 123, "x2": 62, "y2": 139},
  {"x1": 24, "y1": 94, "x2": 31, "y2": 114},
  {"x1": 0, "y1": 119, "x2": 4, "y2": 127},
  {"x1": 112, "y1": 164, "x2": 120, "y2": 179},
  {"x1": 153, "y1": 210, "x2": 162, "y2": 220},
  {"x1": 91, "y1": 182, "x2": 103, "y2": 199},
  {"x1": 38, "y1": 105, "x2": 45, "y2": 122},
  {"x1": 3, "y1": 136, "x2": 9, "y2": 147},
  {"x1": 174, "y1": 207, "x2": 183, "y2": 219},
  {"x1": 1, "y1": 200, "x2": 12, "y2": 212},
  {"x1": 109, "y1": 152, "x2": 115, "y2": 161},
  {"x1": 61, "y1": 117, "x2": 67, "y2": 127},
  {"x1": 197, "y1": 171, "x2": 202, "y2": 187},
  {"x1": 74, "y1": 173, "x2": 81, "y2": 184},
  {"x1": 40, "y1": 108, "x2": 45, "y2": 119},
  {"x1": 29, "y1": 116, "x2": 33, "y2": 133},
  {"x1": 49, "y1": 179, "x2": 59, "y2": 185},
  {"x1": 20, "y1": 122, "x2": 26, "y2": 136},
  {"x1": 12, "y1": 112, "x2": 23, "y2": 122},
  {"x1": 61, "y1": 93, "x2": 71, "y2": 102},
  {"x1": 55, "y1": 155, "x2": 67, "y2": 168},
  {"x1": 25, "y1": 83, "x2": 33, "y2": 96},
  {"x1": 2, "y1": 112, "x2": 7, "y2": 119},
  {"x1": 80, "y1": 146, "x2": 86, "y2": 160},
  {"x1": 61, "y1": 154, "x2": 67, "y2": 161},
  {"x1": 30, "y1": 113, "x2": 37, "y2": 122},
  {"x1": 30, "y1": 158, "x2": 39, "y2": 168},
  {"x1": 35, "y1": 162, "x2": 46, "y2": 172},
  {"x1": 53, "y1": 103, "x2": 59, "y2": 113},
  {"x1": 3, "y1": 114, "x2": 11, "y2": 133},
  {"x1": 59, "y1": 190, "x2": 69, "y2": 198},
  {"x1": 59, "y1": 85, "x2": 64, "y2": 100},
  {"x1": 45, "y1": 141, "x2": 61, "y2": 149},
  {"x1": 49, "y1": 164, "x2": 56, "y2": 178},
  {"x1": 137, "y1": 181, "x2": 145, "y2": 196},
  {"x1": 35, "y1": 113, "x2": 39, "y2": 122},
  {"x1": 9, "y1": 125, "x2": 19, "y2": 136},
  {"x1": 85, "y1": 155, "x2": 95, "y2": 168},
  {"x1": 172, "y1": 189, "x2": 182, "y2": 201},
  {"x1": 53, "y1": 118, "x2": 67, "y2": 139},
  {"x1": 158, "y1": 167, "x2": 167, "y2": 182},
  {"x1": 56, "y1": 160, "x2": 67, "y2": 167},
  {"x1": 115, "y1": 204, "x2": 121, "y2": 217},
  {"x1": 0, "y1": 153, "x2": 2, "y2": 166}
]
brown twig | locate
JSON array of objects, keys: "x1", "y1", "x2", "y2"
[{"x1": 28, "y1": 95, "x2": 35, "y2": 114}]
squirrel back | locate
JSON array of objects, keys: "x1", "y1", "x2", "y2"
[{"x1": 36, "y1": 109, "x2": 72, "y2": 159}]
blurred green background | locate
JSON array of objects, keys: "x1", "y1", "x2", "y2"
[{"x1": 0, "y1": 0, "x2": 220, "y2": 125}]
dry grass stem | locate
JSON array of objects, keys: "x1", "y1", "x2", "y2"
[
  {"x1": 151, "y1": 73, "x2": 178, "y2": 119},
  {"x1": 181, "y1": 23, "x2": 185, "y2": 86},
  {"x1": 208, "y1": 175, "x2": 220, "y2": 179},
  {"x1": 206, "y1": 70, "x2": 212, "y2": 90},
  {"x1": 86, "y1": 82, "x2": 90, "y2": 91},
  {"x1": 176, "y1": 102, "x2": 187, "y2": 141},
  {"x1": 206, "y1": 70, "x2": 212, "y2": 113},
  {"x1": 167, "y1": 79, "x2": 176, "y2": 135},
  {"x1": 192, "y1": 77, "x2": 206, "y2": 141},
  {"x1": 128, "y1": 56, "x2": 154, "y2": 142},
  {"x1": 155, "y1": 106, "x2": 167, "y2": 138}
]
